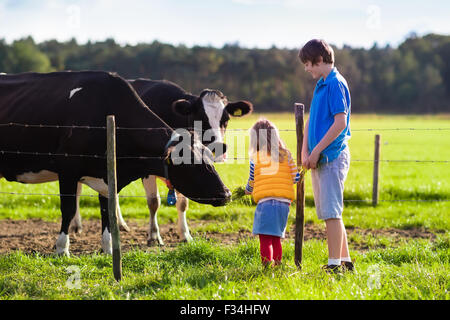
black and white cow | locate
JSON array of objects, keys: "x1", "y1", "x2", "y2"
[
  {"x1": 70, "y1": 79, "x2": 253, "y2": 245},
  {"x1": 0, "y1": 71, "x2": 231, "y2": 256}
]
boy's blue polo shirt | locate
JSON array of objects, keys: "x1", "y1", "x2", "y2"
[{"x1": 308, "y1": 67, "x2": 351, "y2": 163}]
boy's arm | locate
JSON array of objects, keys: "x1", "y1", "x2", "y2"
[
  {"x1": 301, "y1": 117, "x2": 310, "y2": 169},
  {"x1": 307, "y1": 112, "x2": 347, "y2": 169}
]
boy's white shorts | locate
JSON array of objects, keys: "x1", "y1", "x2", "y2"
[{"x1": 311, "y1": 147, "x2": 350, "y2": 220}]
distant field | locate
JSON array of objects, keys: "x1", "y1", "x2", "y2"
[{"x1": 0, "y1": 113, "x2": 449, "y2": 300}]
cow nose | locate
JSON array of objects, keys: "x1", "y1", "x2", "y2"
[
  {"x1": 212, "y1": 188, "x2": 232, "y2": 207},
  {"x1": 214, "y1": 152, "x2": 227, "y2": 163},
  {"x1": 225, "y1": 188, "x2": 232, "y2": 202}
]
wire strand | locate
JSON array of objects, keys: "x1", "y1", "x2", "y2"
[
  {"x1": 1, "y1": 122, "x2": 450, "y2": 132},
  {"x1": 1, "y1": 150, "x2": 449, "y2": 163}
]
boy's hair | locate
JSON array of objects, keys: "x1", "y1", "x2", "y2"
[
  {"x1": 298, "y1": 39, "x2": 334, "y2": 65},
  {"x1": 249, "y1": 118, "x2": 290, "y2": 162}
]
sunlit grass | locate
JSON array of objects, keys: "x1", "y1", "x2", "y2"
[
  {"x1": 0, "y1": 113, "x2": 449, "y2": 300},
  {"x1": 0, "y1": 234, "x2": 448, "y2": 300}
]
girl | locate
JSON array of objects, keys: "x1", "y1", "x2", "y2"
[{"x1": 245, "y1": 118, "x2": 300, "y2": 266}]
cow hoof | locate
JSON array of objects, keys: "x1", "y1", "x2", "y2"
[
  {"x1": 119, "y1": 223, "x2": 130, "y2": 232},
  {"x1": 69, "y1": 214, "x2": 83, "y2": 235},
  {"x1": 147, "y1": 237, "x2": 164, "y2": 246},
  {"x1": 55, "y1": 245, "x2": 70, "y2": 257},
  {"x1": 55, "y1": 246, "x2": 70, "y2": 257},
  {"x1": 55, "y1": 233, "x2": 70, "y2": 256},
  {"x1": 69, "y1": 225, "x2": 83, "y2": 235},
  {"x1": 180, "y1": 234, "x2": 193, "y2": 243},
  {"x1": 102, "y1": 229, "x2": 112, "y2": 255}
]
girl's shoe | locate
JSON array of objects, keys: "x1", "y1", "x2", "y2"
[{"x1": 273, "y1": 260, "x2": 282, "y2": 268}]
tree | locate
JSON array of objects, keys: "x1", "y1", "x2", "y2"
[
  {"x1": 4, "y1": 33, "x2": 450, "y2": 113},
  {"x1": 9, "y1": 37, "x2": 53, "y2": 73}
]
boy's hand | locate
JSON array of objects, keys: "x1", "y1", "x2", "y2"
[
  {"x1": 302, "y1": 151, "x2": 310, "y2": 169},
  {"x1": 244, "y1": 190, "x2": 251, "y2": 195},
  {"x1": 308, "y1": 150, "x2": 321, "y2": 169},
  {"x1": 302, "y1": 157, "x2": 310, "y2": 170}
]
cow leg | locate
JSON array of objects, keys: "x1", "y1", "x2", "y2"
[
  {"x1": 69, "y1": 182, "x2": 83, "y2": 234},
  {"x1": 80, "y1": 177, "x2": 130, "y2": 233},
  {"x1": 56, "y1": 176, "x2": 79, "y2": 256},
  {"x1": 142, "y1": 176, "x2": 163, "y2": 246},
  {"x1": 99, "y1": 195, "x2": 112, "y2": 255},
  {"x1": 176, "y1": 191, "x2": 192, "y2": 242},
  {"x1": 116, "y1": 199, "x2": 130, "y2": 232}
]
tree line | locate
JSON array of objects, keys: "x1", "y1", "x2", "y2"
[{"x1": 1, "y1": 33, "x2": 449, "y2": 113}]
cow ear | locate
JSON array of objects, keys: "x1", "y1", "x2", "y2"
[
  {"x1": 164, "y1": 146, "x2": 175, "y2": 165},
  {"x1": 225, "y1": 101, "x2": 253, "y2": 117},
  {"x1": 172, "y1": 99, "x2": 194, "y2": 115},
  {"x1": 165, "y1": 145, "x2": 187, "y2": 165}
]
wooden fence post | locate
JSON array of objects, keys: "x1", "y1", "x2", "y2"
[
  {"x1": 372, "y1": 134, "x2": 381, "y2": 207},
  {"x1": 107, "y1": 115, "x2": 122, "y2": 281},
  {"x1": 294, "y1": 103, "x2": 305, "y2": 269}
]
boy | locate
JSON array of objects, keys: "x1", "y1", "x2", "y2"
[{"x1": 298, "y1": 39, "x2": 354, "y2": 273}]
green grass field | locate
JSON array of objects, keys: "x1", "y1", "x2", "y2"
[
  {"x1": 0, "y1": 113, "x2": 449, "y2": 300},
  {"x1": 1, "y1": 236, "x2": 448, "y2": 300}
]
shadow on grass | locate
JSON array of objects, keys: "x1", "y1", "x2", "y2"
[
  {"x1": 382, "y1": 187, "x2": 450, "y2": 201},
  {"x1": 232, "y1": 186, "x2": 449, "y2": 209}
]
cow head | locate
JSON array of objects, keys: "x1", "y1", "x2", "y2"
[
  {"x1": 163, "y1": 131, "x2": 231, "y2": 206},
  {"x1": 172, "y1": 89, "x2": 253, "y2": 162}
]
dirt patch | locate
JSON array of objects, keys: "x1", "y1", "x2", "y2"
[{"x1": 0, "y1": 219, "x2": 439, "y2": 256}]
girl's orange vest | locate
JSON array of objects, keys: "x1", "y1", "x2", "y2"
[{"x1": 252, "y1": 152, "x2": 296, "y2": 203}]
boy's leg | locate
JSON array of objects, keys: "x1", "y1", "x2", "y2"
[
  {"x1": 340, "y1": 220, "x2": 350, "y2": 260},
  {"x1": 319, "y1": 149, "x2": 351, "y2": 266},
  {"x1": 325, "y1": 218, "x2": 343, "y2": 264},
  {"x1": 310, "y1": 169, "x2": 322, "y2": 216},
  {"x1": 271, "y1": 236, "x2": 282, "y2": 265},
  {"x1": 259, "y1": 234, "x2": 273, "y2": 265}
]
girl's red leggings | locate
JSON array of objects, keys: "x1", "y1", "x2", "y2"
[{"x1": 259, "y1": 234, "x2": 282, "y2": 264}]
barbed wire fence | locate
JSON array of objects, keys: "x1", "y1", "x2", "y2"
[
  {"x1": 0, "y1": 122, "x2": 449, "y2": 204},
  {"x1": 2, "y1": 110, "x2": 448, "y2": 274}
]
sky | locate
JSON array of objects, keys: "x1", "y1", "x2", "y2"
[{"x1": 0, "y1": 0, "x2": 449, "y2": 49}]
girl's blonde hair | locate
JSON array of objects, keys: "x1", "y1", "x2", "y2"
[{"x1": 249, "y1": 118, "x2": 290, "y2": 162}]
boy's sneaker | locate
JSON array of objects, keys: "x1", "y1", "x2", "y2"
[
  {"x1": 321, "y1": 264, "x2": 342, "y2": 274},
  {"x1": 341, "y1": 261, "x2": 357, "y2": 273}
]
